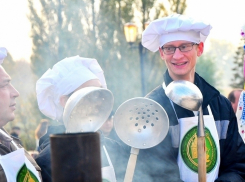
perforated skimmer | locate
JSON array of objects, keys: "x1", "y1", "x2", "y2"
[{"x1": 114, "y1": 97, "x2": 169, "y2": 182}]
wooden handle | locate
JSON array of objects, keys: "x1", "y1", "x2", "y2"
[
  {"x1": 124, "y1": 148, "x2": 139, "y2": 182},
  {"x1": 198, "y1": 136, "x2": 206, "y2": 182}
]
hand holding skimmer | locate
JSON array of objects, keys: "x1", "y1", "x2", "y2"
[{"x1": 114, "y1": 97, "x2": 169, "y2": 182}]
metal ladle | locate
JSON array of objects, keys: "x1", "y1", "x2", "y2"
[
  {"x1": 165, "y1": 80, "x2": 206, "y2": 182},
  {"x1": 63, "y1": 87, "x2": 114, "y2": 133},
  {"x1": 114, "y1": 97, "x2": 169, "y2": 182}
]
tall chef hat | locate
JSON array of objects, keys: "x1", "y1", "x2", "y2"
[
  {"x1": 36, "y1": 56, "x2": 107, "y2": 121},
  {"x1": 142, "y1": 14, "x2": 212, "y2": 52},
  {"x1": 0, "y1": 47, "x2": 7, "y2": 64}
]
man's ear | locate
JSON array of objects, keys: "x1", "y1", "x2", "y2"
[
  {"x1": 197, "y1": 42, "x2": 204, "y2": 57},
  {"x1": 60, "y1": 95, "x2": 69, "y2": 108},
  {"x1": 159, "y1": 47, "x2": 165, "y2": 60}
]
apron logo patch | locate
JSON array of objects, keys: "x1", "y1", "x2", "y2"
[
  {"x1": 181, "y1": 126, "x2": 217, "y2": 173},
  {"x1": 17, "y1": 164, "x2": 39, "y2": 182}
]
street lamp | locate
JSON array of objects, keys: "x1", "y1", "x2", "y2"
[
  {"x1": 124, "y1": 23, "x2": 137, "y2": 44},
  {"x1": 124, "y1": 22, "x2": 148, "y2": 96}
]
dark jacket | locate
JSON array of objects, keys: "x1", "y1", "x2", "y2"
[
  {"x1": 0, "y1": 128, "x2": 42, "y2": 182},
  {"x1": 132, "y1": 70, "x2": 245, "y2": 182},
  {"x1": 35, "y1": 125, "x2": 128, "y2": 182}
]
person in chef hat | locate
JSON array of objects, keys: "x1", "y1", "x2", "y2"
[
  {"x1": 130, "y1": 14, "x2": 245, "y2": 182},
  {"x1": 36, "y1": 56, "x2": 107, "y2": 122},
  {"x1": 0, "y1": 47, "x2": 42, "y2": 182},
  {"x1": 35, "y1": 56, "x2": 127, "y2": 182}
]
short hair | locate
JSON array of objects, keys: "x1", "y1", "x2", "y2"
[
  {"x1": 12, "y1": 126, "x2": 20, "y2": 130},
  {"x1": 35, "y1": 119, "x2": 49, "y2": 139},
  {"x1": 228, "y1": 89, "x2": 243, "y2": 103}
]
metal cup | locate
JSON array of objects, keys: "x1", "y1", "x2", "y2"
[{"x1": 50, "y1": 132, "x2": 102, "y2": 182}]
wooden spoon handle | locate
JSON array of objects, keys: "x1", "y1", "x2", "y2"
[
  {"x1": 124, "y1": 148, "x2": 139, "y2": 182},
  {"x1": 198, "y1": 136, "x2": 206, "y2": 182}
]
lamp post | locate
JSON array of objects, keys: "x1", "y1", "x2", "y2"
[{"x1": 124, "y1": 22, "x2": 148, "y2": 96}]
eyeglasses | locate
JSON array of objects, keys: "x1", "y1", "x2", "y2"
[{"x1": 161, "y1": 43, "x2": 198, "y2": 55}]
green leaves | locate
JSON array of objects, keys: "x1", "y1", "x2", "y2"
[
  {"x1": 28, "y1": 0, "x2": 187, "y2": 109},
  {"x1": 230, "y1": 39, "x2": 245, "y2": 89}
]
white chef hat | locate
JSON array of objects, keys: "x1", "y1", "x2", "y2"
[
  {"x1": 0, "y1": 47, "x2": 7, "y2": 64},
  {"x1": 142, "y1": 14, "x2": 212, "y2": 52},
  {"x1": 36, "y1": 56, "x2": 107, "y2": 121}
]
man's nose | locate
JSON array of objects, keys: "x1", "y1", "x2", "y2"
[
  {"x1": 172, "y1": 48, "x2": 184, "y2": 59},
  {"x1": 11, "y1": 84, "x2": 20, "y2": 98}
]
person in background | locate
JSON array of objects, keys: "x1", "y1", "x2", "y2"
[
  {"x1": 10, "y1": 126, "x2": 22, "y2": 146},
  {"x1": 99, "y1": 111, "x2": 121, "y2": 143},
  {"x1": 0, "y1": 47, "x2": 42, "y2": 181},
  {"x1": 130, "y1": 14, "x2": 245, "y2": 182},
  {"x1": 35, "y1": 119, "x2": 49, "y2": 152},
  {"x1": 100, "y1": 111, "x2": 114, "y2": 137},
  {"x1": 227, "y1": 88, "x2": 243, "y2": 113},
  {"x1": 35, "y1": 56, "x2": 127, "y2": 182},
  {"x1": 10, "y1": 126, "x2": 21, "y2": 138}
]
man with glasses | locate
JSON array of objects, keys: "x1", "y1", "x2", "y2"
[{"x1": 131, "y1": 14, "x2": 245, "y2": 182}]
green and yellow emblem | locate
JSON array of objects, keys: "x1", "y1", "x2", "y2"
[
  {"x1": 17, "y1": 164, "x2": 39, "y2": 182},
  {"x1": 180, "y1": 126, "x2": 217, "y2": 173}
]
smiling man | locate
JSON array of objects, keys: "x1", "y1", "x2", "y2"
[{"x1": 129, "y1": 14, "x2": 245, "y2": 182}]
